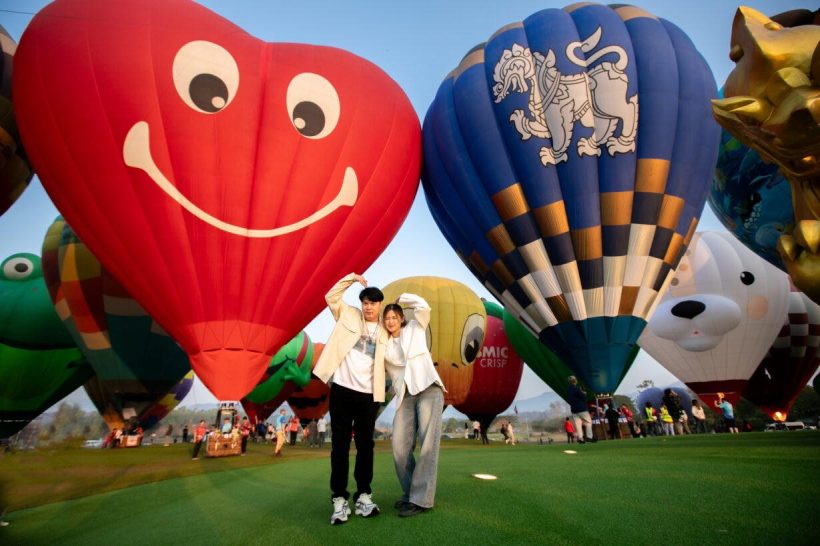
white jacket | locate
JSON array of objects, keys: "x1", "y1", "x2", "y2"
[
  {"x1": 313, "y1": 273, "x2": 388, "y2": 402},
  {"x1": 385, "y1": 293, "x2": 445, "y2": 409}
]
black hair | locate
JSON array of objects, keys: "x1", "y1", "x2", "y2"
[
  {"x1": 383, "y1": 303, "x2": 407, "y2": 327},
  {"x1": 359, "y1": 286, "x2": 384, "y2": 302}
]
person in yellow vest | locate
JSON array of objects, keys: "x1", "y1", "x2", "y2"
[
  {"x1": 659, "y1": 404, "x2": 675, "y2": 436},
  {"x1": 644, "y1": 402, "x2": 659, "y2": 436}
]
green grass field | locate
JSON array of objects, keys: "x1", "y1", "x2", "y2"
[{"x1": 1, "y1": 433, "x2": 819, "y2": 545}]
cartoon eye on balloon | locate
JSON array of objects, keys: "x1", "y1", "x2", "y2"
[
  {"x1": 421, "y1": 3, "x2": 721, "y2": 395},
  {"x1": 14, "y1": 0, "x2": 421, "y2": 400},
  {"x1": 287, "y1": 73, "x2": 341, "y2": 138},
  {"x1": 461, "y1": 313, "x2": 485, "y2": 365},
  {"x1": 172, "y1": 41, "x2": 239, "y2": 114},
  {"x1": 2, "y1": 255, "x2": 37, "y2": 280}
]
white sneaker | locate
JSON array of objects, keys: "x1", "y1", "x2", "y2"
[
  {"x1": 330, "y1": 497, "x2": 351, "y2": 525},
  {"x1": 354, "y1": 492, "x2": 380, "y2": 518}
]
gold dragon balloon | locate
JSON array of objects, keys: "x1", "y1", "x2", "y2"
[{"x1": 712, "y1": 7, "x2": 820, "y2": 302}]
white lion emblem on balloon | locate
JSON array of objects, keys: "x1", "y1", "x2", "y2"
[{"x1": 492, "y1": 27, "x2": 638, "y2": 166}]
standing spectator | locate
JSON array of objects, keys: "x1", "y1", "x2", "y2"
[
  {"x1": 679, "y1": 410, "x2": 692, "y2": 434},
  {"x1": 662, "y1": 389, "x2": 684, "y2": 435},
  {"x1": 182, "y1": 425, "x2": 189, "y2": 443},
  {"x1": 302, "y1": 421, "x2": 311, "y2": 444},
  {"x1": 506, "y1": 421, "x2": 516, "y2": 446},
  {"x1": 191, "y1": 419, "x2": 207, "y2": 460},
  {"x1": 644, "y1": 402, "x2": 660, "y2": 436},
  {"x1": 691, "y1": 400, "x2": 708, "y2": 434},
  {"x1": 240, "y1": 417, "x2": 251, "y2": 455},
  {"x1": 564, "y1": 417, "x2": 575, "y2": 443},
  {"x1": 714, "y1": 396, "x2": 739, "y2": 434},
  {"x1": 472, "y1": 420, "x2": 481, "y2": 440},
  {"x1": 317, "y1": 417, "x2": 327, "y2": 448},
  {"x1": 256, "y1": 421, "x2": 267, "y2": 443},
  {"x1": 289, "y1": 417, "x2": 300, "y2": 446},
  {"x1": 660, "y1": 404, "x2": 675, "y2": 436},
  {"x1": 605, "y1": 405, "x2": 622, "y2": 439},
  {"x1": 274, "y1": 409, "x2": 288, "y2": 456},
  {"x1": 567, "y1": 376, "x2": 594, "y2": 443},
  {"x1": 464, "y1": 421, "x2": 469, "y2": 439},
  {"x1": 266, "y1": 423, "x2": 275, "y2": 444},
  {"x1": 479, "y1": 423, "x2": 489, "y2": 445},
  {"x1": 308, "y1": 419, "x2": 319, "y2": 447},
  {"x1": 620, "y1": 405, "x2": 638, "y2": 438}
]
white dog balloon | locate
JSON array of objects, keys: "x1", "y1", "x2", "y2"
[{"x1": 639, "y1": 231, "x2": 789, "y2": 407}]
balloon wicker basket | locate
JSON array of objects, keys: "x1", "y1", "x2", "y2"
[
  {"x1": 206, "y1": 434, "x2": 241, "y2": 457},
  {"x1": 118, "y1": 435, "x2": 142, "y2": 448}
]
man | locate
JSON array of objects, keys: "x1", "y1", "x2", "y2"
[
  {"x1": 714, "y1": 395, "x2": 739, "y2": 434},
  {"x1": 691, "y1": 400, "x2": 708, "y2": 434},
  {"x1": 240, "y1": 417, "x2": 251, "y2": 455},
  {"x1": 662, "y1": 389, "x2": 684, "y2": 435},
  {"x1": 274, "y1": 409, "x2": 288, "y2": 456},
  {"x1": 317, "y1": 417, "x2": 327, "y2": 448},
  {"x1": 191, "y1": 419, "x2": 207, "y2": 460},
  {"x1": 313, "y1": 273, "x2": 387, "y2": 525},
  {"x1": 220, "y1": 418, "x2": 232, "y2": 434},
  {"x1": 567, "y1": 376, "x2": 594, "y2": 443}
]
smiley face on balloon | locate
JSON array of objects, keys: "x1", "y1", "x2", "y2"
[{"x1": 14, "y1": 0, "x2": 421, "y2": 399}]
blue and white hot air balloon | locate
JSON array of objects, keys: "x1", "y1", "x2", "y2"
[{"x1": 422, "y1": 3, "x2": 720, "y2": 394}]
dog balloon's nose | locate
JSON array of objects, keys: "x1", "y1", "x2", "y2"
[{"x1": 671, "y1": 300, "x2": 706, "y2": 320}]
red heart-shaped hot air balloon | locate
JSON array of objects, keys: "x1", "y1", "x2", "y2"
[{"x1": 14, "y1": 0, "x2": 421, "y2": 399}]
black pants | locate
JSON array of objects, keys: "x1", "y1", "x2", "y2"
[
  {"x1": 241, "y1": 436, "x2": 248, "y2": 453},
  {"x1": 329, "y1": 383, "x2": 380, "y2": 500},
  {"x1": 192, "y1": 440, "x2": 203, "y2": 459}
]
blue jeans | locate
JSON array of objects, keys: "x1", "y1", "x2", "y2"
[{"x1": 392, "y1": 385, "x2": 444, "y2": 508}]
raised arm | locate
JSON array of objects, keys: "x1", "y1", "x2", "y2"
[
  {"x1": 325, "y1": 273, "x2": 365, "y2": 320},
  {"x1": 398, "y1": 292, "x2": 431, "y2": 330}
]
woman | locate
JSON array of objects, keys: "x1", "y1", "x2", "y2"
[{"x1": 383, "y1": 293, "x2": 445, "y2": 518}]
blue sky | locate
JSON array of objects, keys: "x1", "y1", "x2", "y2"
[{"x1": 1, "y1": 0, "x2": 814, "y2": 408}]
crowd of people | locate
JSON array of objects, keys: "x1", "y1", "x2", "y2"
[
  {"x1": 184, "y1": 411, "x2": 330, "y2": 461},
  {"x1": 101, "y1": 420, "x2": 144, "y2": 448}
]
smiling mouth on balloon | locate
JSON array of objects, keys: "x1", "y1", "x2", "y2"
[{"x1": 123, "y1": 121, "x2": 358, "y2": 238}]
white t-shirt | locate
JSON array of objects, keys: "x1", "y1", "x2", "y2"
[
  {"x1": 385, "y1": 336, "x2": 404, "y2": 367},
  {"x1": 332, "y1": 321, "x2": 377, "y2": 394}
]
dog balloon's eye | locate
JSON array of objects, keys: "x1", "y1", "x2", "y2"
[{"x1": 740, "y1": 271, "x2": 755, "y2": 285}]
